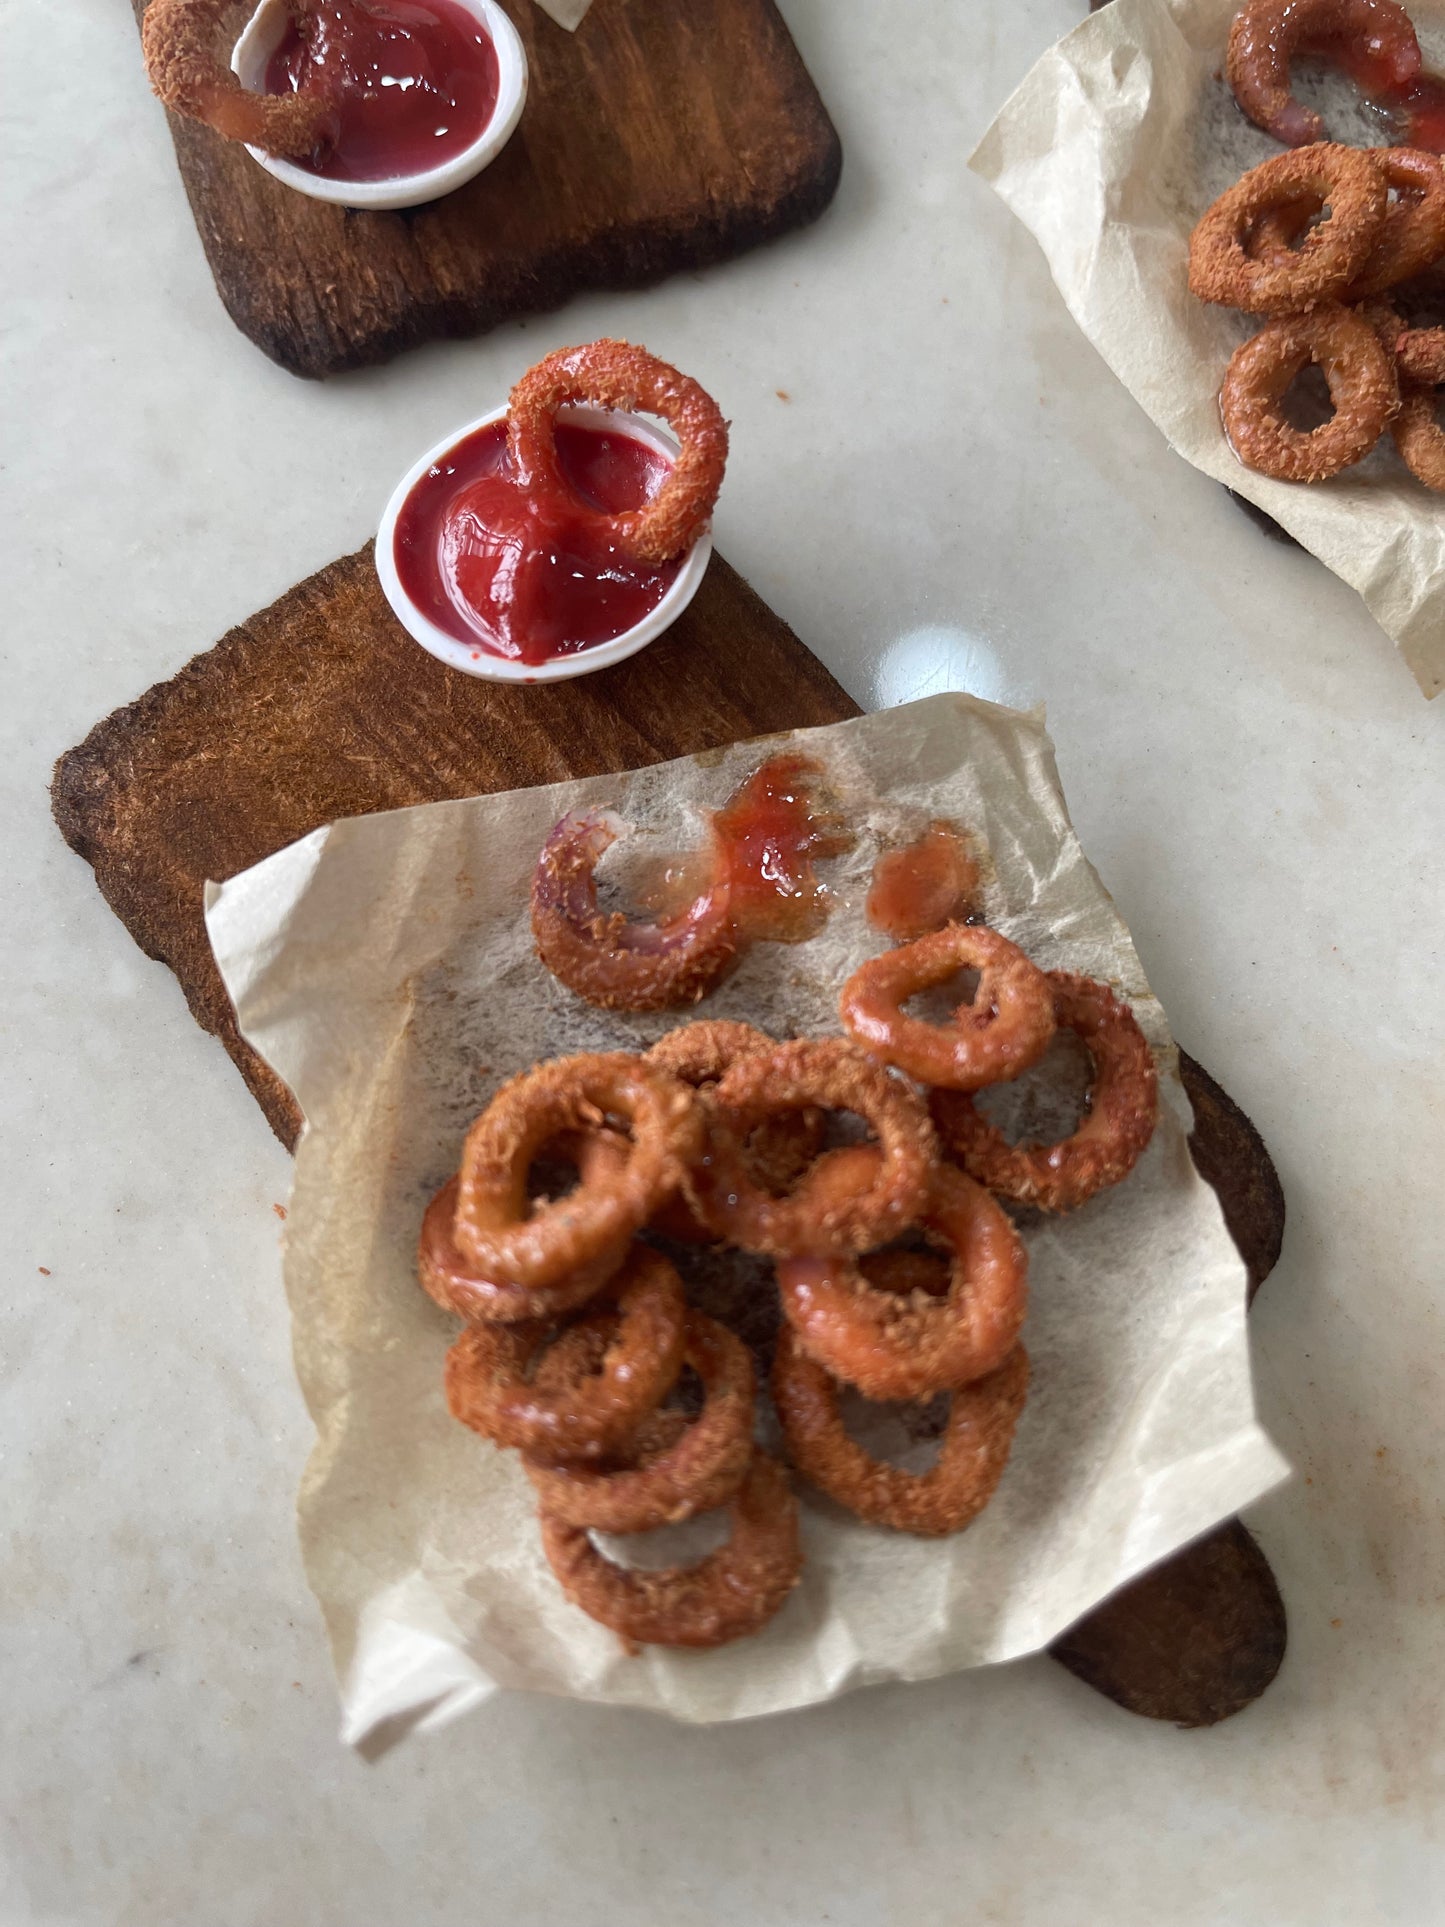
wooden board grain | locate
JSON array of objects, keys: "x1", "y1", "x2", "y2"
[
  {"x1": 133, "y1": 0, "x2": 842, "y2": 378},
  {"x1": 51, "y1": 544, "x2": 1285, "y2": 1722}
]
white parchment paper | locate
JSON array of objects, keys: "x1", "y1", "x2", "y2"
[
  {"x1": 534, "y1": 0, "x2": 592, "y2": 30},
  {"x1": 970, "y1": 0, "x2": 1445, "y2": 699},
  {"x1": 205, "y1": 693, "x2": 1288, "y2": 1749}
]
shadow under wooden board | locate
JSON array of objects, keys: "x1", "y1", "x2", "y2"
[
  {"x1": 51, "y1": 547, "x2": 1287, "y2": 1726},
  {"x1": 132, "y1": 0, "x2": 842, "y2": 378}
]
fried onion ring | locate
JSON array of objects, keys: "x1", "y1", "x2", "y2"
[
  {"x1": 838, "y1": 923, "x2": 1057, "y2": 1092},
  {"x1": 539, "y1": 1450, "x2": 801, "y2": 1650},
  {"x1": 141, "y1": 0, "x2": 335, "y2": 159},
  {"x1": 523, "y1": 1310, "x2": 755, "y2": 1530},
  {"x1": 508, "y1": 340, "x2": 729, "y2": 566},
  {"x1": 1189, "y1": 147, "x2": 1387, "y2": 313},
  {"x1": 1219, "y1": 304, "x2": 1398, "y2": 481},
  {"x1": 443, "y1": 1245, "x2": 686, "y2": 1464},
  {"x1": 772, "y1": 1329, "x2": 1030, "y2": 1537},
  {"x1": 452, "y1": 1053, "x2": 702, "y2": 1292},
  {"x1": 1392, "y1": 385, "x2": 1445, "y2": 488},
  {"x1": 1226, "y1": 0, "x2": 1421, "y2": 147},
  {"x1": 691, "y1": 1039, "x2": 936, "y2": 1258},
  {"x1": 1395, "y1": 326, "x2": 1445, "y2": 384},
  {"x1": 775, "y1": 1149, "x2": 1029, "y2": 1401},
  {"x1": 1348, "y1": 151, "x2": 1445, "y2": 298},
  {"x1": 418, "y1": 1177, "x2": 616, "y2": 1324},
  {"x1": 931, "y1": 972, "x2": 1158, "y2": 1212},
  {"x1": 531, "y1": 809, "x2": 736, "y2": 1012}
]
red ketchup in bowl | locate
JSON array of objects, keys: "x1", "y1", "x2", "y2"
[
  {"x1": 264, "y1": 0, "x2": 500, "y2": 182},
  {"x1": 391, "y1": 418, "x2": 683, "y2": 666}
]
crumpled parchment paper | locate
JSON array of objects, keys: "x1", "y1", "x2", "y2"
[
  {"x1": 205, "y1": 692, "x2": 1288, "y2": 1750},
  {"x1": 970, "y1": 0, "x2": 1445, "y2": 699}
]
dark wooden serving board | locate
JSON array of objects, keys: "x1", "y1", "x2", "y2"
[
  {"x1": 51, "y1": 548, "x2": 1286, "y2": 1724},
  {"x1": 133, "y1": 0, "x2": 841, "y2": 378}
]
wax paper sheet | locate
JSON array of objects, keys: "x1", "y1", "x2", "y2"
[
  {"x1": 971, "y1": 0, "x2": 1445, "y2": 699},
  {"x1": 205, "y1": 692, "x2": 1288, "y2": 1750}
]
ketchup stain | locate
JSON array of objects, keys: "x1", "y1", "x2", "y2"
[
  {"x1": 393, "y1": 418, "x2": 681, "y2": 665},
  {"x1": 866, "y1": 821, "x2": 981, "y2": 942},
  {"x1": 1291, "y1": 26, "x2": 1445, "y2": 153},
  {"x1": 708, "y1": 754, "x2": 854, "y2": 943},
  {"x1": 1395, "y1": 73, "x2": 1445, "y2": 151},
  {"x1": 265, "y1": 0, "x2": 499, "y2": 182}
]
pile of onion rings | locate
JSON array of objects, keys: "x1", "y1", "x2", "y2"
[
  {"x1": 417, "y1": 776, "x2": 1165, "y2": 1645},
  {"x1": 1189, "y1": 140, "x2": 1445, "y2": 488}
]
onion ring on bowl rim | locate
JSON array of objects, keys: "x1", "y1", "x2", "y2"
[
  {"x1": 931, "y1": 971, "x2": 1158, "y2": 1212},
  {"x1": 1225, "y1": 0, "x2": 1421, "y2": 147},
  {"x1": 452, "y1": 1052, "x2": 703, "y2": 1290},
  {"x1": 1392, "y1": 385, "x2": 1445, "y2": 488},
  {"x1": 1219, "y1": 305, "x2": 1398, "y2": 482},
  {"x1": 1188, "y1": 147, "x2": 1387, "y2": 314},
  {"x1": 838, "y1": 923, "x2": 1057, "y2": 1091},
  {"x1": 141, "y1": 0, "x2": 335, "y2": 158},
  {"x1": 691, "y1": 1039, "x2": 936, "y2": 1258},
  {"x1": 538, "y1": 1450, "x2": 801, "y2": 1650},
  {"x1": 523, "y1": 1310, "x2": 755, "y2": 1530},
  {"x1": 772, "y1": 1328, "x2": 1030, "y2": 1537},
  {"x1": 508, "y1": 340, "x2": 728, "y2": 566},
  {"x1": 443, "y1": 1245, "x2": 686, "y2": 1463},
  {"x1": 776, "y1": 1148, "x2": 1028, "y2": 1401},
  {"x1": 531, "y1": 809, "x2": 736, "y2": 1012}
]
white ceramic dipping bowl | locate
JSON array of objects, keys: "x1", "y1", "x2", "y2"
[
  {"x1": 375, "y1": 403, "x2": 714, "y2": 685},
  {"x1": 231, "y1": 0, "x2": 527, "y2": 210}
]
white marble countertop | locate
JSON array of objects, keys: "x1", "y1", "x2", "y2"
[{"x1": 4, "y1": 3, "x2": 1442, "y2": 1922}]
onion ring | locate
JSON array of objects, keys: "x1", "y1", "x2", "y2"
[
  {"x1": 931, "y1": 972, "x2": 1158, "y2": 1212},
  {"x1": 538, "y1": 1450, "x2": 801, "y2": 1650},
  {"x1": 443, "y1": 1245, "x2": 686, "y2": 1464},
  {"x1": 1219, "y1": 305, "x2": 1398, "y2": 482},
  {"x1": 772, "y1": 1329, "x2": 1030, "y2": 1537},
  {"x1": 1348, "y1": 151, "x2": 1445, "y2": 298},
  {"x1": 508, "y1": 340, "x2": 729, "y2": 566},
  {"x1": 1226, "y1": 0, "x2": 1421, "y2": 147},
  {"x1": 141, "y1": 0, "x2": 335, "y2": 158},
  {"x1": 1392, "y1": 385, "x2": 1445, "y2": 488},
  {"x1": 531, "y1": 809, "x2": 736, "y2": 1012},
  {"x1": 1188, "y1": 147, "x2": 1387, "y2": 313},
  {"x1": 452, "y1": 1053, "x2": 703, "y2": 1292},
  {"x1": 838, "y1": 923, "x2": 1057, "y2": 1092},
  {"x1": 523, "y1": 1310, "x2": 755, "y2": 1530},
  {"x1": 1395, "y1": 326, "x2": 1445, "y2": 383},
  {"x1": 691, "y1": 1039, "x2": 937, "y2": 1258},
  {"x1": 775, "y1": 1149, "x2": 1029, "y2": 1401},
  {"x1": 418, "y1": 1177, "x2": 616, "y2": 1324}
]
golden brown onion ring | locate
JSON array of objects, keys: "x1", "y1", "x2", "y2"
[
  {"x1": 1392, "y1": 385, "x2": 1445, "y2": 488},
  {"x1": 692, "y1": 1039, "x2": 936, "y2": 1258},
  {"x1": 443, "y1": 1246, "x2": 686, "y2": 1464},
  {"x1": 1226, "y1": 0, "x2": 1421, "y2": 147},
  {"x1": 1219, "y1": 305, "x2": 1398, "y2": 482},
  {"x1": 508, "y1": 340, "x2": 728, "y2": 566},
  {"x1": 452, "y1": 1053, "x2": 703, "y2": 1291},
  {"x1": 141, "y1": 0, "x2": 335, "y2": 158},
  {"x1": 539, "y1": 1450, "x2": 801, "y2": 1650},
  {"x1": 418, "y1": 1177, "x2": 616, "y2": 1324},
  {"x1": 523, "y1": 1310, "x2": 755, "y2": 1530},
  {"x1": 772, "y1": 1328, "x2": 1030, "y2": 1537},
  {"x1": 776, "y1": 1149, "x2": 1028, "y2": 1401},
  {"x1": 839, "y1": 923, "x2": 1056, "y2": 1092},
  {"x1": 531, "y1": 809, "x2": 736, "y2": 1012},
  {"x1": 1189, "y1": 147, "x2": 1387, "y2": 314},
  {"x1": 931, "y1": 971, "x2": 1158, "y2": 1212}
]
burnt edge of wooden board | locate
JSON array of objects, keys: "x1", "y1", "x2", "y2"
[
  {"x1": 50, "y1": 550, "x2": 1287, "y2": 1726},
  {"x1": 135, "y1": 0, "x2": 842, "y2": 378}
]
